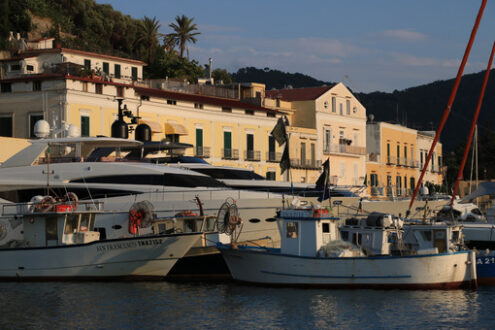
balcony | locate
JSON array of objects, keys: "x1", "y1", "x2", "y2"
[
  {"x1": 266, "y1": 151, "x2": 282, "y2": 162},
  {"x1": 194, "y1": 146, "x2": 211, "y2": 158},
  {"x1": 244, "y1": 150, "x2": 261, "y2": 161},
  {"x1": 290, "y1": 158, "x2": 322, "y2": 169},
  {"x1": 324, "y1": 143, "x2": 366, "y2": 156},
  {"x1": 222, "y1": 148, "x2": 239, "y2": 160}
]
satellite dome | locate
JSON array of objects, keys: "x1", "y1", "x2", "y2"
[
  {"x1": 34, "y1": 120, "x2": 50, "y2": 138},
  {"x1": 66, "y1": 124, "x2": 81, "y2": 138}
]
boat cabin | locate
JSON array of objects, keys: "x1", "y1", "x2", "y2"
[
  {"x1": 339, "y1": 212, "x2": 404, "y2": 256},
  {"x1": 402, "y1": 223, "x2": 463, "y2": 254},
  {"x1": 277, "y1": 208, "x2": 340, "y2": 257}
]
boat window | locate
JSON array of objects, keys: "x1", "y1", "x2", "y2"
[
  {"x1": 192, "y1": 168, "x2": 265, "y2": 180},
  {"x1": 70, "y1": 174, "x2": 226, "y2": 188},
  {"x1": 420, "y1": 230, "x2": 432, "y2": 242},
  {"x1": 286, "y1": 222, "x2": 298, "y2": 239},
  {"x1": 452, "y1": 230, "x2": 460, "y2": 242},
  {"x1": 341, "y1": 231, "x2": 349, "y2": 241},
  {"x1": 322, "y1": 223, "x2": 330, "y2": 233},
  {"x1": 352, "y1": 233, "x2": 362, "y2": 245},
  {"x1": 80, "y1": 214, "x2": 92, "y2": 232},
  {"x1": 46, "y1": 216, "x2": 58, "y2": 241},
  {"x1": 472, "y1": 209, "x2": 482, "y2": 216},
  {"x1": 435, "y1": 230, "x2": 446, "y2": 239},
  {"x1": 64, "y1": 214, "x2": 80, "y2": 234}
]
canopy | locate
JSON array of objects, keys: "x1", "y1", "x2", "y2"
[{"x1": 164, "y1": 122, "x2": 188, "y2": 135}]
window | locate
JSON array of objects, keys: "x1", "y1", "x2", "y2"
[
  {"x1": 245, "y1": 109, "x2": 254, "y2": 115},
  {"x1": 196, "y1": 128, "x2": 203, "y2": 156},
  {"x1": 26, "y1": 65, "x2": 34, "y2": 71},
  {"x1": 103, "y1": 62, "x2": 109, "y2": 74},
  {"x1": 95, "y1": 83, "x2": 103, "y2": 94},
  {"x1": 10, "y1": 64, "x2": 20, "y2": 71},
  {"x1": 81, "y1": 116, "x2": 90, "y2": 136},
  {"x1": 341, "y1": 231, "x2": 349, "y2": 241},
  {"x1": 311, "y1": 143, "x2": 315, "y2": 166},
  {"x1": 82, "y1": 81, "x2": 88, "y2": 92},
  {"x1": 339, "y1": 103, "x2": 343, "y2": 115},
  {"x1": 268, "y1": 135, "x2": 276, "y2": 161},
  {"x1": 266, "y1": 171, "x2": 276, "y2": 181},
  {"x1": 84, "y1": 59, "x2": 91, "y2": 70},
  {"x1": 324, "y1": 128, "x2": 331, "y2": 151},
  {"x1": 324, "y1": 101, "x2": 328, "y2": 109},
  {"x1": 0, "y1": 115, "x2": 13, "y2": 137},
  {"x1": 387, "y1": 143, "x2": 390, "y2": 163},
  {"x1": 131, "y1": 67, "x2": 138, "y2": 80},
  {"x1": 246, "y1": 133, "x2": 254, "y2": 158},
  {"x1": 114, "y1": 64, "x2": 121, "y2": 78},
  {"x1": 332, "y1": 96, "x2": 336, "y2": 112},
  {"x1": 33, "y1": 81, "x2": 41, "y2": 91},
  {"x1": 346, "y1": 99, "x2": 350, "y2": 115},
  {"x1": 223, "y1": 131, "x2": 232, "y2": 158},
  {"x1": 167, "y1": 99, "x2": 177, "y2": 105},
  {"x1": 194, "y1": 103, "x2": 203, "y2": 109},
  {"x1": 300, "y1": 142, "x2": 306, "y2": 164},
  {"x1": 322, "y1": 223, "x2": 330, "y2": 233},
  {"x1": 286, "y1": 222, "x2": 298, "y2": 238},
  {"x1": 1, "y1": 83, "x2": 12, "y2": 93},
  {"x1": 404, "y1": 146, "x2": 408, "y2": 162},
  {"x1": 370, "y1": 173, "x2": 378, "y2": 186},
  {"x1": 222, "y1": 107, "x2": 232, "y2": 113},
  {"x1": 29, "y1": 113, "x2": 44, "y2": 138},
  {"x1": 116, "y1": 86, "x2": 124, "y2": 97}
]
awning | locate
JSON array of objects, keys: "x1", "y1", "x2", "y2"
[
  {"x1": 139, "y1": 120, "x2": 162, "y2": 133},
  {"x1": 164, "y1": 122, "x2": 188, "y2": 135}
]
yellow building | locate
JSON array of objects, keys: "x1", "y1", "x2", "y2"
[
  {"x1": 366, "y1": 122, "x2": 443, "y2": 198},
  {"x1": 267, "y1": 83, "x2": 367, "y2": 188}
]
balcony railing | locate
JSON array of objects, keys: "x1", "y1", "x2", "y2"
[
  {"x1": 324, "y1": 143, "x2": 366, "y2": 156},
  {"x1": 244, "y1": 150, "x2": 261, "y2": 161},
  {"x1": 222, "y1": 148, "x2": 239, "y2": 160},
  {"x1": 290, "y1": 158, "x2": 322, "y2": 169},
  {"x1": 194, "y1": 146, "x2": 211, "y2": 158},
  {"x1": 266, "y1": 151, "x2": 282, "y2": 162}
]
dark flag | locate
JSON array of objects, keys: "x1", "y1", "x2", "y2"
[
  {"x1": 316, "y1": 158, "x2": 330, "y2": 202},
  {"x1": 280, "y1": 143, "x2": 291, "y2": 174},
  {"x1": 271, "y1": 117, "x2": 287, "y2": 146}
]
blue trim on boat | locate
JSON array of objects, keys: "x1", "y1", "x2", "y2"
[{"x1": 260, "y1": 270, "x2": 411, "y2": 279}]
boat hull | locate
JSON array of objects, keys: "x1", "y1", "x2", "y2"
[
  {"x1": 476, "y1": 254, "x2": 495, "y2": 285},
  {"x1": 0, "y1": 233, "x2": 200, "y2": 280},
  {"x1": 220, "y1": 247, "x2": 477, "y2": 289}
]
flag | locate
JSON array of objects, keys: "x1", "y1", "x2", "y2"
[
  {"x1": 271, "y1": 117, "x2": 287, "y2": 146},
  {"x1": 280, "y1": 144, "x2": 291, "y2": 174},
  {"x1": 316, "y1": 158, "x2": 330, "y2": 202}
]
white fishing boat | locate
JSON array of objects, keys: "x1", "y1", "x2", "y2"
[
  {"x1": 0, "y1": 201, "x2": 201, "y2": 280},
  {"x1": 219, "y1": 207, "x2": 477, "y2": 289}
]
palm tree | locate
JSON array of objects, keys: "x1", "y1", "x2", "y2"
[
  {"x1": 136, "y1": 16, "x2": 163, "y2": 64},
  {"x1": 166, "y1": 15, "x2": 200, "y2": 58}
]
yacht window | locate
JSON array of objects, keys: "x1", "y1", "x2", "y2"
[
  {"x1": 286, "y1": 222, "x2": 298, "y2": 239},
  {"x1": 70, "y1": 174, "x2": 226, "y2": 188},
  {"x1": 341, "y1": 231, "x2": 349, "y2": 241},
  {"x1": 322, "y1": 223, "x2": 330, "y2": 233},
  {"x1": 420, "y1": 230, "x2": 432, "y2": 242},
  {"x1": 64, "y1": 214, "x2": 80, "y2": 234}
]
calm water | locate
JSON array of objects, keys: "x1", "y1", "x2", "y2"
[{"x1": 1, "y1": 281, "x2": 494, "y2": 329}]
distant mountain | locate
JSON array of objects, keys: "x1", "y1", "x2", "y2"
[
  {"x1": 232, "y1": 67, "x2": 336, "y2": 90},
  {"x1": 233, "y1": 67, "x2": 495, "y2": 152}
]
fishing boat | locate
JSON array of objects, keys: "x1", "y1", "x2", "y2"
[
  {"x1": 218, "y1": 207, "x2": 477, "y2": 289},
  {"x1": 0, "y1": 200, "x2": 202, "y2": 280}
]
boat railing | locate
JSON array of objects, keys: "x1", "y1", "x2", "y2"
[{"x1": 1, "y1": 200, "x2": 104, "y2": 216}]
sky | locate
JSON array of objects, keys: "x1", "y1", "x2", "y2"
[{"x1": 95, "y1": 0, "x2": 494, "y2": 93}]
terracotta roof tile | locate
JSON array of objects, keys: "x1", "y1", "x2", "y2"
[{"x1": 266, "y1": 85, "x2": 333, "y2": 101}]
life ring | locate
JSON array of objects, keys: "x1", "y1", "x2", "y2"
[{"x1": 35, "y1": 196, "x2": 55, "y2": 212}]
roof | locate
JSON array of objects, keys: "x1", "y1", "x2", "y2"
[
  {"x1": 266, "y1": 85, "x2": 334, "y2": 101},
  {"x1": 1, "y1": 48, "x2": 146, "y2": 65},
  {"x1": 134, "y1": 86, "x2": 281, "y2": 114}
]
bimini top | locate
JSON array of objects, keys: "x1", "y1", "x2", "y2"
[{"x1": 1, "y1": 137, "x2": 142, "y2": 168}]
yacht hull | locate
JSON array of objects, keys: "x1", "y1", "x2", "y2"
[
  {"x1": 0, "y1": 233, "x2": 200, "y2": 280},
  {"x1": 220, "y1": 247, "x2": 477, "y2": 289}
]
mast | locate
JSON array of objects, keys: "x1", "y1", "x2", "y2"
[
  {"x1": 449, "y1": 41, "x2": 495, "y2": 207},
  {"x1": 406, "y1": 0, "x2": 487, "y2": 216}
]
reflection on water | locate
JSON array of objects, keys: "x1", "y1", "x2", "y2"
[{"x1": 1, "y1": 282, "x2": 495, "y2": 329}]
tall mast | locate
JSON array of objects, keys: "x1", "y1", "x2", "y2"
[
  {"x1": 449, "y1": 42, "x2": 495, "y2": 207},
  {"x1": 406, "y1": 0, "x2": 487, "y2": 216}
]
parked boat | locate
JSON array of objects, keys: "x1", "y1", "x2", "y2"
[
  {"x1": 0, "y1": 200, "x2": 202, "y2": 280},
  {"x1": 219, "y1": 207, "x2": 477, "y2": 289}
]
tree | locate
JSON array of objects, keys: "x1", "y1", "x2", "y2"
[
  {"x1": 136, "y1": 16, "x2": 162, "y2": 64},
  {"x1": 212, "y1": 68, "x2": 232, "y2": 84},
  {"x1": 166, "y1": 15, "x2": 200, "y2": 58}
]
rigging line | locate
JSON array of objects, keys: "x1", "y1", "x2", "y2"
[{"x1": 407, "y1": 0, "x2": 487, "y2": 216}]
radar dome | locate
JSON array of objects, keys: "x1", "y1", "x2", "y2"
[
  {"x1": 66, "y1": 124, "x2": 81, "y2": 138},
  {"x1": 34, "y1": 120, "x2": 50, "y2": 138}
]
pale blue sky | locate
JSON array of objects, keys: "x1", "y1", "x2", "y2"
[{"x1": 96, "y1": 0, "x2": 494, "y2": 92}]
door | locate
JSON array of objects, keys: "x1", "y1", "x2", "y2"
[
  {"x1": 246, "y1": 133, "x2": 254, "y2": 159},
  {"x1": 268, "y1": 136, "x2": 275, "y2": 160},
  {"x1": 433, "y1": 229, "x2": 447, "y2": 253},
  {"x1": 196, "y1": 128, "x2": 203, "y2": 156},
  {"x1": 224, "y1": 131, "x2": 232, "y2": 158}
]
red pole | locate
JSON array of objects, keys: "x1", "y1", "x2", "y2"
[
  {"x1": 407, "y1": 0, "x2": 487, "y2": 215},
  {"x1": 449, "y1": 41, "x2": 495, "y2": 206}
]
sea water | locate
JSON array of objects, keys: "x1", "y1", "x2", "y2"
[{"x1": 1, "y1": 282, "x2": 494, "y2": 329}]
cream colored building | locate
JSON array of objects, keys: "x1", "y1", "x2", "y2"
[
  {"x1": 267, "y1": 83, "x2": 367, "y2": 187},
  {"x1": 0, "y1": 43, "x2": 293, "y2": 180}
]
